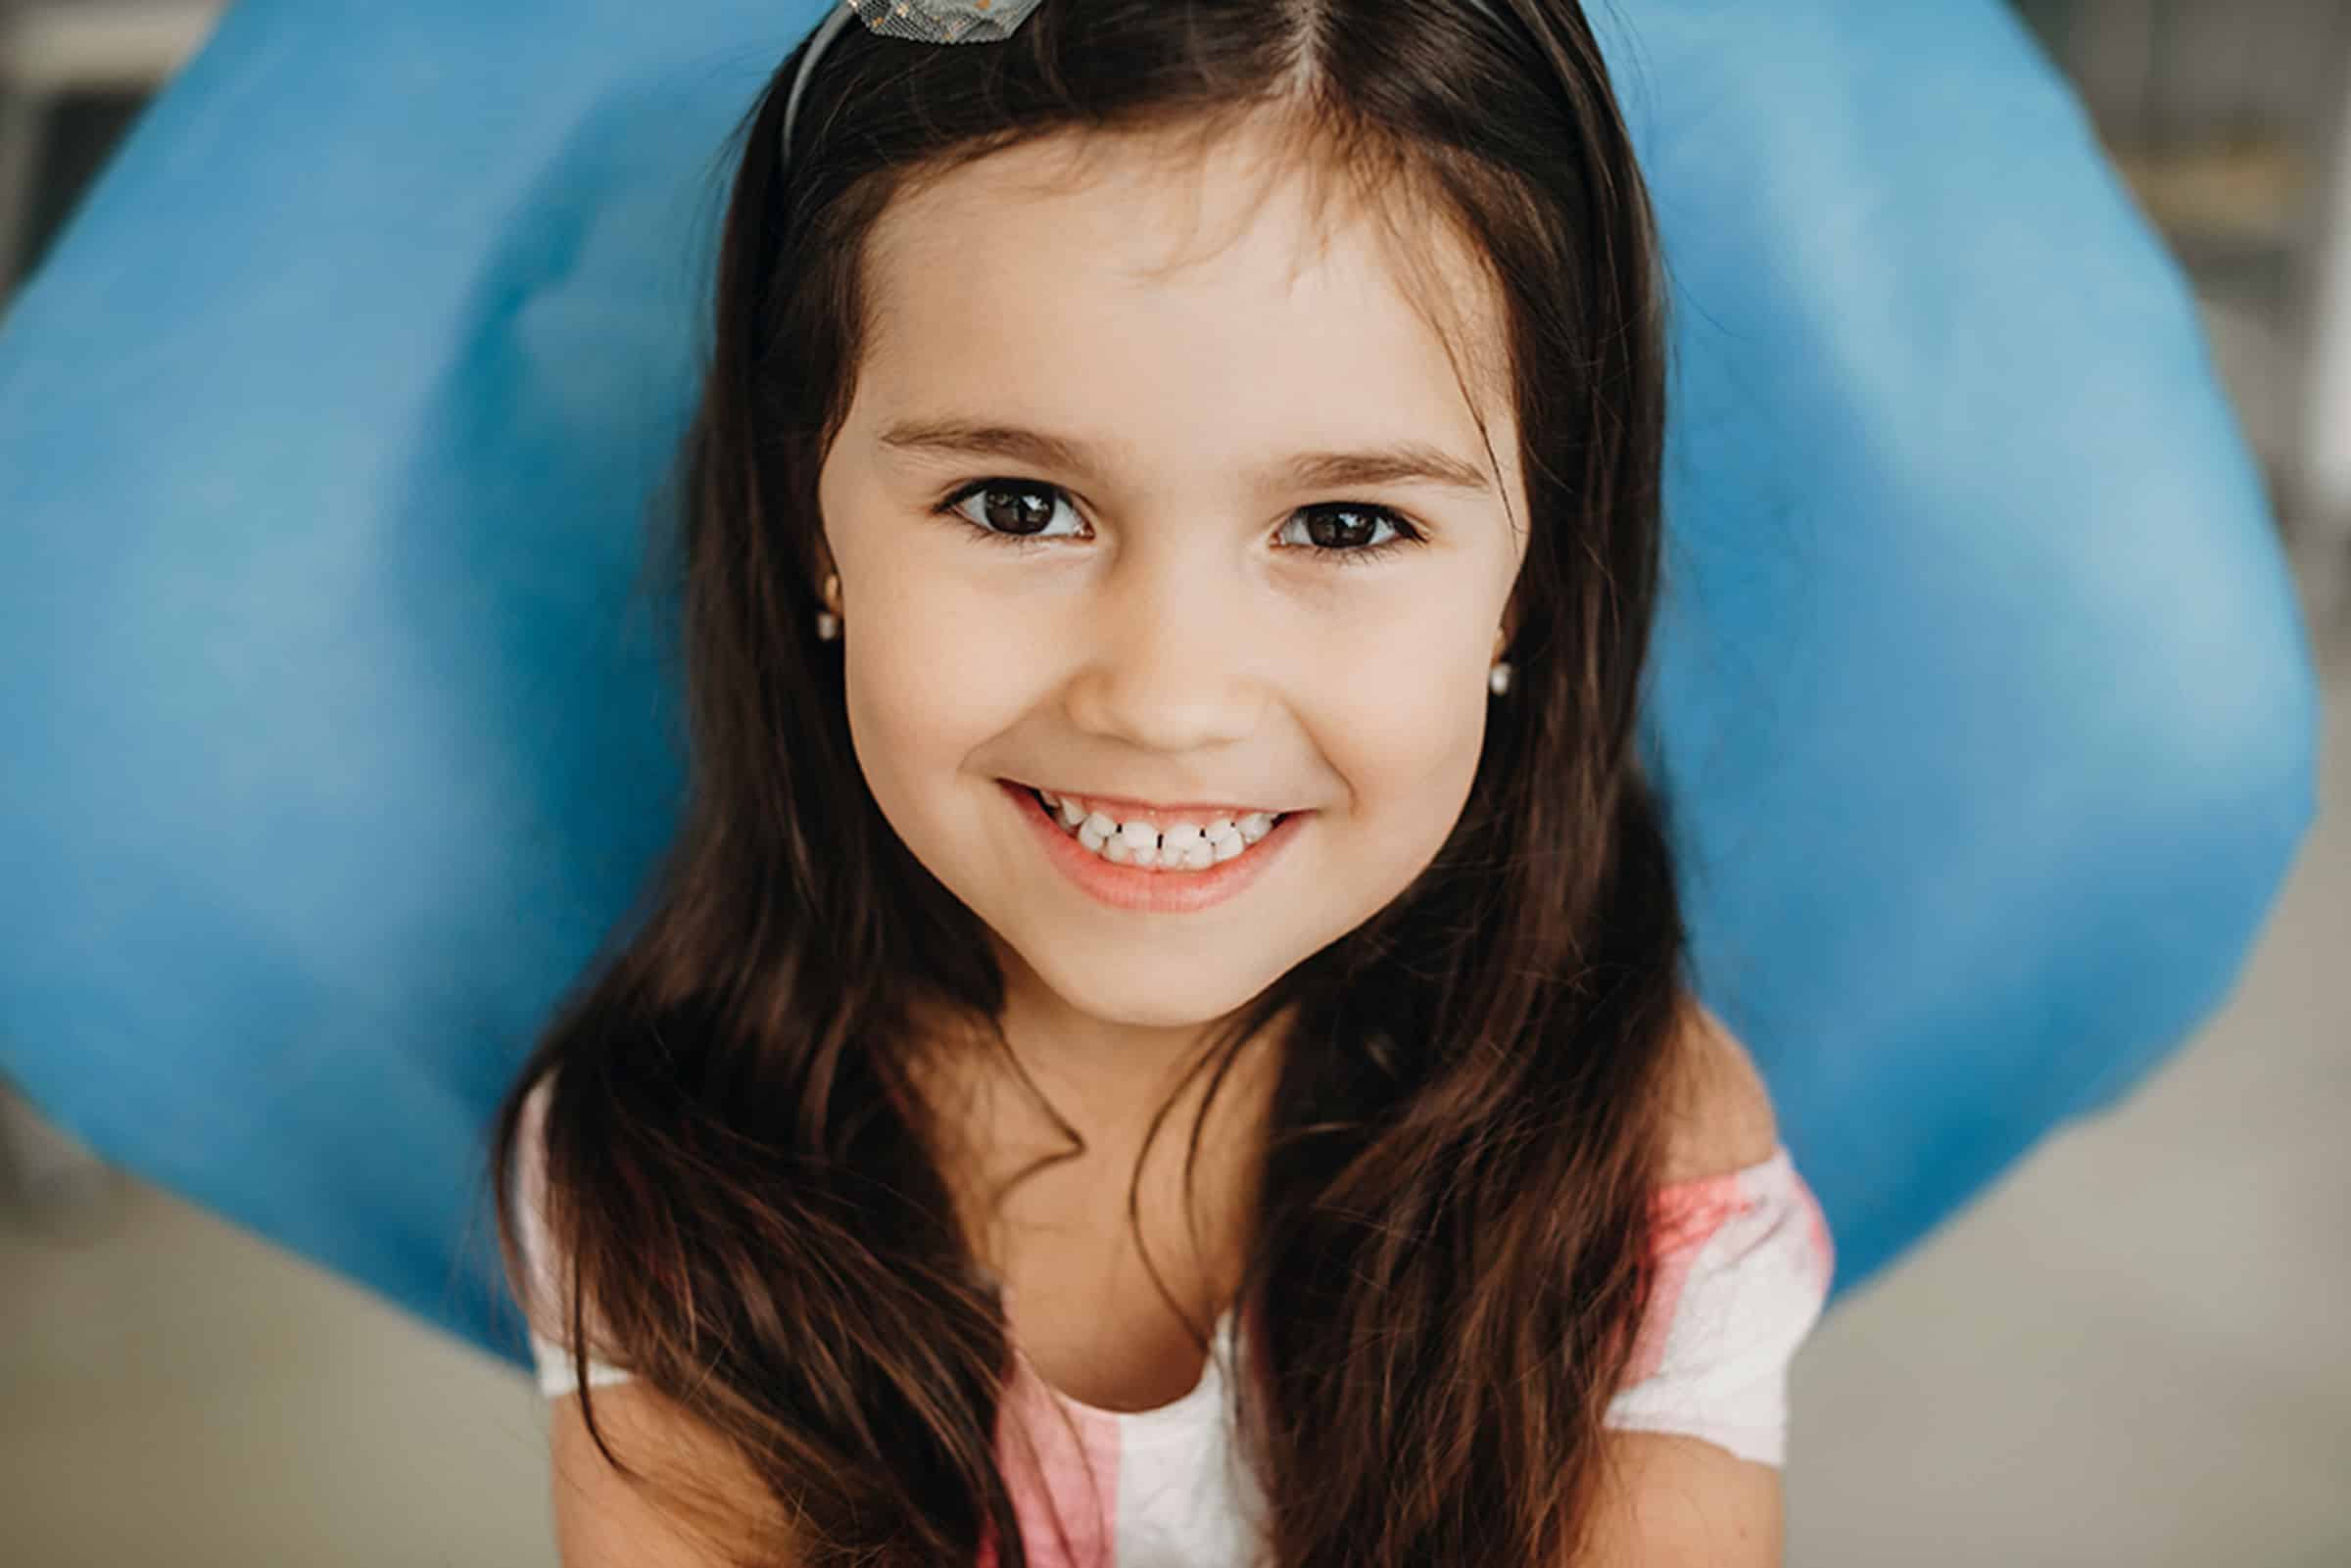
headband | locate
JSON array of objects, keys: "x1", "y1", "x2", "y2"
[
  {"x1": 780, "y1": 0, "x2": 1517, "y2": 167},
  {"x1": 781, "y1": 0, "x2": 1047, "y2": 165}
]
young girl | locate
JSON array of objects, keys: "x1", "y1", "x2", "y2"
[{"x1": 491, "y1": 1, "x2": 1834, "y2": 1563}]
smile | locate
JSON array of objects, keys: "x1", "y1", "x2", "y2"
[{"x1": 997, "y1": 781, "x2": 1308, "y2": 913}]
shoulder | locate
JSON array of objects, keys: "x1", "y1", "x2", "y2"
[
  {"x1": 1656, "y1": 997, "x2": 1780, "y2": 1187},
  {"x1": 1585, "y1": 1426, "x2": 1785, "y2": 1565},
  {"x1": 549, "y1": 1382, "x2": 805, "y2": 1567},
  {"x1": 1595, "y1": 997, "x2": 1828, "y2": 1517},
  {"x1": 508, "y1": 1072, "x2": 573, "y2": 1346},
  {"x1": 509, "y1": 1069, "x2": 636, "y2": 1395},
  {"x1": 511, "y1": 1071, "x2": 561, "y2": 1279}
]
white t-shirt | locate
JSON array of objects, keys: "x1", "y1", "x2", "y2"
[{"x1": 510, "y1": 1077, "x2": 1835, "y2": 1565}]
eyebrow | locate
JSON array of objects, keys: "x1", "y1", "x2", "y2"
[{"x1": 876, "y1": 416, "x2": 1496, "y2": 499}]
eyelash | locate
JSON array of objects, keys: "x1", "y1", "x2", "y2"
[{"x1": 931, "y1": 478, "x2": 1428, "y2": 566}]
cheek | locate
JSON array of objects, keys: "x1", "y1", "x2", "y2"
[
  {"x1": 1303, "y1": 652, "x2": 1490, "y2": 917},
  {"x1": 839, "y1": 588, "x2": 1036, "y2": 821},
  {"x1": 1326, "y1": 653, "x2": 1489, "y2": 822}
]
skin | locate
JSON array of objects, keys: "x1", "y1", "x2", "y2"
[{"x1": 815, "y1": 114, "x2": 1527, "y2": 1176}]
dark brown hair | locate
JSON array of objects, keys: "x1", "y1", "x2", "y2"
[{"x1": 487, "y1": 1, "x2": 1701, "y2": 1561}]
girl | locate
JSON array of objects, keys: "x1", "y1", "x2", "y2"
[{"x1": 491, "y1": 1, "x2": 1835, "y2": 1563}]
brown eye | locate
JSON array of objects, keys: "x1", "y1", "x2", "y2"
[
  {"x1": 1279, "y1": 503, "x2": 1413, "y2": 553},
  {"x1": 944, "y1": 480, "x2": 1081, "y2": 541}
]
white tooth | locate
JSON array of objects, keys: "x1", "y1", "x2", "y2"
[
  {"x1": 1162, "y1": 823, "x2": 1205, "y2": 850},
  {"x1": 1236, "y1": 812, "x2": 1272, "y2": 843},
  {"x1": 1102, "y1": 836, "x2": 1134, "y2": 864},
  {"x1": 1082, "y1": 810, "x2": 1118, "y2": 841},
  {"x1": 1039, "y1": 788, "x2": 1060, "y2": 807},
  {"x1": 1212, "y1": 833, "x2": 1245, "y2": 863},
  {"x1": 1205, "y1": 818, "x2": 1238, "y2": 843},
  {"x1": 1059, "y1": 797, "x2": 1086, "y2": 827},
  {"x1": 1131, "y1": 844, "x2": 1161, "y2": 868},
  {"x1": 1179, "y1": 842, "x2": 1216, "y2": 870},
  {"x1": 1118, "y1": 820, "x2": 1158, "y2": 850},
  {"x1": 1078, "y1": 820, "x2": 1108, "y2": 851}
]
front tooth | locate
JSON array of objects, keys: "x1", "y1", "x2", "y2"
[
  {"x1": 1131, "y1": 844, "x2": 1162, "y2": 868},
  {"x1": 1117, "y1": 820, "x2": 1158, "y2": 850},
  {"x1": 1058, "y1": 797, "x2": 1086, "y2": 827},
  {"x1": 1162, "y1": 823, "x2": 1205, "y2": 851},
  {"x1": 1205, "y1": 818, "x2": 1238, "y2": 843},
  {"x1": 1179, "y1": 842, "x2": 1216, "y2": 870},
  {"x1": 1211, "y1": 833, "x2": 1244, "y2": 863},
  {"x1": 1079, "y1": 818, "x2": 1109, "y2": 851},
  {"x1": 1082, "y1": 810, "x2": 1118, "y2": 842},
  {"x1": 1102, "y1": 836, "x2": 1134, "y2": 864},
  {"x1": 1236, "y1": 812, "x2": 1273, "y2": 843}
]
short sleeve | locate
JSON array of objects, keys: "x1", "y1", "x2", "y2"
[
  {"x1": 511, "y1": 1074, "x2": 636, "y2": 1398},
  {"x1": 1602, "y1": 1145, "x2": 1836, "y2": 1467}
]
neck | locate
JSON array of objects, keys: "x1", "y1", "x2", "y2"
[
  {"x1": 991, "y1": 943, "x2": 1289, "y2": 1152},
  {"x1": 908, "y1": 950, "x2": 1289, "y2": 1285}
]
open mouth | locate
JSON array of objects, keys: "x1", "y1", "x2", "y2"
[
  {"x1": 997, "y1": 779, "x2": 1308, "y2": 912},
  {"x1": 1016, "y1": 784, "x2": 1288, "y2": 873}
]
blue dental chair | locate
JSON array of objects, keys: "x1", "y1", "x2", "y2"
[{"x1": 0, "y1": 0, "x2": 2319, "y2": 1372}]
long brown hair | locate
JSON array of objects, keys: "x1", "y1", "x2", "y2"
[{"x1": 487, "y1": 1, "x2": 1698, "y2": 1561}]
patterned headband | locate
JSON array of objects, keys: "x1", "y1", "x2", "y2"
[
  {"x1": 780, "y1": 0, "x2": 1046, "y2": 164},
  {"x1": 780, "y1": 0, "x2": 1516, "y2": 166}
]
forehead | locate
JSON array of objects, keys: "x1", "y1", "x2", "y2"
[{"x1": 850, "y1": 119, "x2": 1518, "y2": 491}]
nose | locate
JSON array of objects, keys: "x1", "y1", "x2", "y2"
[{"x1": 1063, "y1": 545, "x2": 1267, "y2": 754}]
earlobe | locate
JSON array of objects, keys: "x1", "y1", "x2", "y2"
[
  {"x1": 809, "y1": 534, "x2": 840, "y2": 607},
  {"x1": 813, "y1": 571, "x2": 842, "y2": 642}
]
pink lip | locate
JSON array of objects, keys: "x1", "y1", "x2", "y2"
[{"x1": 998, "y1": 780, "x2": 1307, "y2": 914}]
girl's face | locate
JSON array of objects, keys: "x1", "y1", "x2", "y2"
[{"x1": 818, "y1": 119, "x2": 1528, "y2": 1033}]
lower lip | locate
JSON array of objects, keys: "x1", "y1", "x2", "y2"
[{"x1": 999, "y1": 781, "x2": 1309, "y2": 915}]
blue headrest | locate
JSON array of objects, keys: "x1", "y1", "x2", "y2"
[{"x1": 0, "y1": 0, "x2": 2317, "y2": 1365}]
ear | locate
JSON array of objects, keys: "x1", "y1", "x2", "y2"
[
  {"x1": 809, "y1": 521, "x2": 840, "y2": 594},
  {"x1": 810, "y1": 540, "x2": 840, "y2": 612}
]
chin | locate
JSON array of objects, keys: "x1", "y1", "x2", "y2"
[{"x1": 1015, "y1": 942, "x2": 1290, "y2": 1033}]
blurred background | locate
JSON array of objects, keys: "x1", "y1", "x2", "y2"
[{"x1": 0, "y1": 1, "x2": 2344, "y2": 1563}]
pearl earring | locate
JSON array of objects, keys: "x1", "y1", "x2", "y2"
[
  {"x1": 814, "y1": 573, "x2": 840, "y2": 641},
  {"x1": 1488, "y1": 660, "x2": 1513, "y2": 696}
]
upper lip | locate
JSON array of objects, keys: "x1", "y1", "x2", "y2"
[{"x1": 1010, "y1": 780, "x2": 1293, "y2": 819}]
